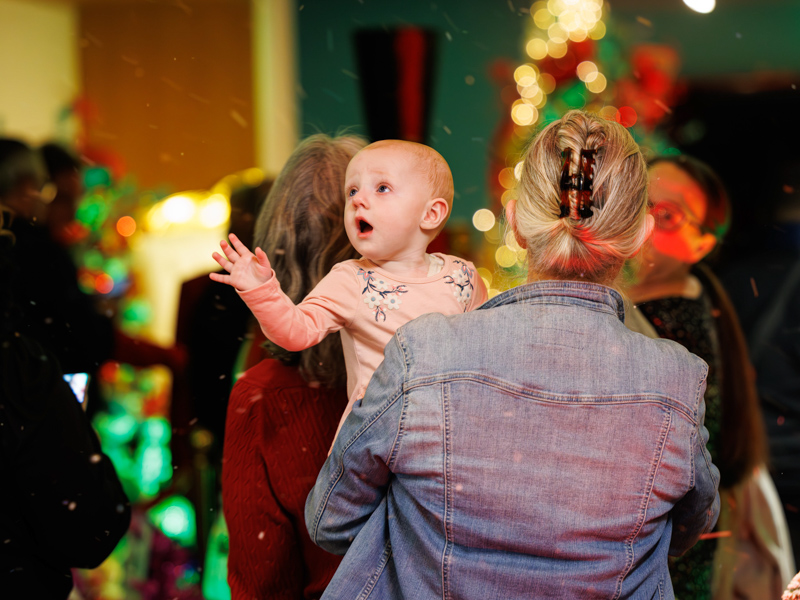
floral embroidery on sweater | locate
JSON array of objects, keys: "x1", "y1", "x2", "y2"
[
  {"x1": 358, "y1": 268, "x2": 408, "y2": 322},
  {"x1": 444, "y1": 260, "x2": 476, "y2": 310}
]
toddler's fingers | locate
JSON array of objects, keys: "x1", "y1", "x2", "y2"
[
  {"x1": 211, "y1": 251, "x2": 232, "y2": 272},
  {"x1": 254, "y1": 247, "x2": 270, "y2": 266},
  {"x1": 227, "y1": 233, "x2": 250, "y2": 256},
  {"x1": 220, "y1": 239, "x2": 240, "y2": 263},
  {"x1": 209, "y1": 272, "x2": 231, "y2": 285}
]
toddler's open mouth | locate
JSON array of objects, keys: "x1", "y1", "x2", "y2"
[{"x1": 357, "y1": 218, "x2": 373, "y2": 234}]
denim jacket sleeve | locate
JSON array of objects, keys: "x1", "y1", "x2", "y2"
[
  {"x1": 305, "y1": 334, "x2": 406, "y2": 555},
  {"x1": 668, "y1": 391, "x2": 721, "y2": 557}
]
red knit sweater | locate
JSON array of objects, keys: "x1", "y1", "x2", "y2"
[{"x1": 222, "y1": 359, "x2": 346, "y2": 600}]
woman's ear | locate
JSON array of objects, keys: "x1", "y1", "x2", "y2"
[
  {"x1": 505, "y1": 199, "x2": 528, "y2": 249},
  {"x1": 420, "y1": 198, "x2": 449, "y2": 231}
]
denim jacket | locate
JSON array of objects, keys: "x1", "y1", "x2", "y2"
[{"x1": 306, "y1": 280, "x2": 721, "y2": 599}]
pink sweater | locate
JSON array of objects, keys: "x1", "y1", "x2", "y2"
[{"x1": 238, "y1": 254, "x2": 488, "y2": 417}]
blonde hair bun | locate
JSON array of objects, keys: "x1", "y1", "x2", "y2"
[{"x1": 515, "y1": 110, "x2": 649, "y2": 284}]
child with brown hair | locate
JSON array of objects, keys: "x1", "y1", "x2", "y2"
[{"x1": 212, "y1": 139, "x2": 487, "y2": 440}]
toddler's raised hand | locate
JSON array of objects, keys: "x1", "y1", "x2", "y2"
[{"x1": 210, "y1": 233, "x2": 272, "y2": 291}]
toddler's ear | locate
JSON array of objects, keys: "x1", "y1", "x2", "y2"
[{"x1": 420, "y1": 198, "x2": 449, "y2": 231}]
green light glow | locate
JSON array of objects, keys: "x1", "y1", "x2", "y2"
[{"x1": 147, "y1": 495, "x2": 197, "y2": 548}]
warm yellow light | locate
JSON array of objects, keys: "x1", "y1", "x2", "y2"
[
  {"x1": 484, "y1": 221, "x2": 503, "y2": 244},
  {"x1": 146, "y1": 204, "x2": 169, "y2": 232},
  {"x1": 547, "y1": 0, "x2": 565, "y2": 17},
  {"x1": 472, "y1": 208, "x2": 496, "y2": 232},
  {"x1": 577, "y1": 61, "x2": 598, "y2": 81},
  {"x1": 514, "y1": 64, "x2": 538, "y2": 87},
  {"x1": 589, "y1": 21, "x2": 606, "y2": 40},
  {"x1": 495, "y1": 245, "x2": 518, "y2": 268},
  {"x1": 530, "y1": 1, "x2": 548, "y2": 16},
  {"x1": 162, "y1": 194, "x2": 196, "y2": 224},
  {"x1": 519, "y1": 80, "x2": 538, "y2": 95},
  {"x1": 585, "y1": 72, "x2": 607, "y2": 94},
  {"x1": 533, "y1": 8, "x2": 554, "y2": 29},
  {"x1": 598, "y1": 105, "x2": 618, "y2": 120},
  {"x1": 538, "y1": 72, "x2": 556, "y2": 94},
  {"x1": 568, "y1": 28, "x2": 588, "y2": 42},
  {"x1": 514, "y1": 161, "x2": 524, "y2": 181},
  {"x1": 242, "y1": 167, "x2": 265, "y2": 186},
  {"x1": 199, "y1": 193, "x2": 231, "y2": 228},
  {"x1": 559, "y1": 11, "x2": 580, "y2": 31},
  {"x1": 505, "y1": 230, "x2": 522, "y2": 251},
  {"x1": 520, "y1": 86, "x2": 544, "y2": 106},
  {"x1": 477, "y1": 267, "x2": 493, "y2": 287},
  {"x1": 511, "y1": 103, "x2": 537, "y2": 126},
  {"x1": 547, "y1": 23, "x2": 568, "y2": 43},
  {"x1": 498, "y1": 167, "x2": 518, "y2": 190},
  {"x1": 501, "y1": 189, "x2": 516, "y2": 207},
  {"x1": 683, "y1": 0, "x2": 715, "y2": 13},
  {"x1": 526, "y1": 38, "x2": 548, "y2": 60},
  {"x1": 547, "y1": 40, "x2": 568, "y2": 58}
]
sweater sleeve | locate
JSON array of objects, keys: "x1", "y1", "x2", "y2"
[{"x1": 238, "y1": 262, "x2": 358, "y2": 352}]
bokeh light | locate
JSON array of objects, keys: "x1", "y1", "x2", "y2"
[
  {"x1": 495, "y1": 245, "x2": 518, "y2": 268},
  {"x1": 95, "y1": 273, "x2": 114, "y2": 294},
  {"x1": 615, "y1": 105, "x2": 638, "y2": 127},
  {"x1": 585, "y1": 72, "x2": 607, "y2": 93},
  {"x1": 116, "y1": 215, "x2": 137, "y2": 237},
  {"x1": 199, "y1": 193, "x2": 230, "y2": 228},
  {"x1": 683, "y1": 0, "x2": 715, "y2": 13},
  {"x1": 472, "y1": 209, "x2": 496, "y2": 232},
  {"x1": 511, "y1": 103, "x2": 536, "y2": 126},
  {"x1": 162, "y1": 194, "x2": 196, "y2": 224},
  {"x1": 526, "y1": 38, "x2": 548, "y2": 60}
]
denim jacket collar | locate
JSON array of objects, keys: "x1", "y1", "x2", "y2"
[{"x1": 479, "y1": 279, "x2": 626, "y2": 322}]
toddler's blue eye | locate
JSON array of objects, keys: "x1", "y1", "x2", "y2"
[
  {"x1": 348, "y1": 188, "x2": 357, "y2": 197},
  {"x1": 377, "y1": 185, "x2": 389, "y2": 193}
]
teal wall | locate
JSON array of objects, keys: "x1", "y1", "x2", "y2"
[
  {"x1": 613, "y1": 2, "x2": 800, "y2": 77},
  {"x1": 296, "y1": 0, "x2": 525, "y2": 225},
  {"x1": 296, "y1": 1, "x2": 800, "y2": 223}
]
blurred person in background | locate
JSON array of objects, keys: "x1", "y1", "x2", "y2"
[
  {"x1": 222, "y1": 133, "x2": 365, "y2": 600},
  {"x1": 0, "y1": 141, "x2": 131, "y2": 599},
  {"x1": 627, "y1": 154, "x2": 793, "y2": 599}
]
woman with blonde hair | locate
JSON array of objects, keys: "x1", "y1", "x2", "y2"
[
  {"x1": 305, "y1": 111, "x2": 720, "y2": 599},
  {"x1": 222, "y1": 133, "x2": 366, "y2": 600}
]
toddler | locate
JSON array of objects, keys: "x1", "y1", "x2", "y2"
[{"x1": 212, "y1": 140, "x2": 487, "y2": 441}]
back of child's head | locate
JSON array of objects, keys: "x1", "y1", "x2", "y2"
[
  {"x1": 254, "y1": 133, "x2": 367, "y2": 386},
  {"x1": 515, "y1": 110, "x2": 649, "y2": 284}
]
